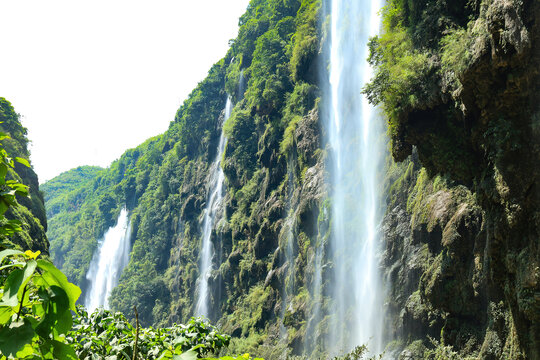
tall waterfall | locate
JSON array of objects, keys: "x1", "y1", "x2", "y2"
[
  {"x1": 323, "y1": 0, "x2": 385, "y2": 355},
  {"x1": 194, "y1": 96, "x2": 232, "y2": 318},
  {"x1": 85, "y1": 207, "x2": 132, "y2": 312},
  {"x1": 280, "y1": 157, "x2": 297, "y2": 337}
]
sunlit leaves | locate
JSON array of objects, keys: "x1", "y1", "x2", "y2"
[
  {"x1": 0, "y1": 250, "x2": 82, "y2": 359},
  {"x1": 35, "y1": 260, "x2": 81, "y2": 312},
  {"x1": 0, "y1": 318, "x2": 35, "y2": 357},
  {"x1": 68, "y1": 309, "x2": 233, "y2": 360}
]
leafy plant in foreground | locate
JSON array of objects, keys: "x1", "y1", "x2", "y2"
[
  {"x1": 68, "y1": 307, "x2": 233, "y2": 359},
  {"x1": 0, "y1": 249, "x2": 81, "y2": 359},
  {"x1": 0, "y1": 127, "x2": 81, "y2": 359}
]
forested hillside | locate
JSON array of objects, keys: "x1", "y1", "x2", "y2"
[
  {"x1": 42, "y1": 0, "x2": 539, "y2": 359},
  {"x1": 0, "y1": 98, "x2": 48, "y2": 253},
  {"x1": 45, "y1": 1, "x2": 322, "y2": 353}
]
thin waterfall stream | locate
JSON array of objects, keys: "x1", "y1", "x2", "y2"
[
  {"x1": 194, "y1": 96, "x2": 233, "y2": 318},
  {"x1": 85, "y1": 207, "x2": 132, "y2": 312},
  {"x1": 279, "y1": 155, "x2": 297, "y2": 338},
  {"x1": 322, "y1": 0, "x2": 385, "y2": 355}
]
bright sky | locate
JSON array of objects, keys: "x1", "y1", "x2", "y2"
[{"x1": 0, "y1": 0, "x2": 250, "y2": 183}]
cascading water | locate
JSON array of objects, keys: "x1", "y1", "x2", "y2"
[
  {"x1": 279, "y1": 157, "x2": 297, "y2": 338},
  {"x1": 322, "y1": 0, "x2": 385, "y2": 355},
  {"x1": 194, "y1": 96, "x2": 232, "y2": 318},
  {"x1": 237, "y1": 69, "x2": 245, "y2": 100},
  {"x1": 85, "y1": 207, "x2": 132, "y2": 312}
]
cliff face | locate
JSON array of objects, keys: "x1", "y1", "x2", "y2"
[
  {"x1": 42, "y1": 0, "x2": 538, "y2": 358},
  {"x1": 369, "y1": 0, "x2": 539, "y2": 358},
  {"x1": 44, "y1": 2, "x2": 324, "y2": 353},
  {"x1": 0, "y1": 98, "x2": 48, "y2": 254}
]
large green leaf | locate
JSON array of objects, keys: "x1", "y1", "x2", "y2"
[
  {"x1": 174, "y1": 349, "x2": 198, "y2": 360},
  {"x1": 0, "y1": 318, "x2": 35, "y2": 357},
  {"x1": 35, "y1": 286, "x2": 72, "y2": 339},
  {"x1": 0, "y1": 262, "x2": 25, "y2": 271},
  {"x1": 18, "y1": 259, "x2": 37, "y2": 297},
  {"x1": 0, "y1": 249, "x2": 22, "y2": 264},
  {"x1": 36, "y1": 259, "x2": 81, "y2": 311},
  {"x1": 38, "y1": 339, "x2": 77, "y2": 360},
  {"x1": 15, "y1": 157, "x2": 30, "y2": 168},
  {"x1": 0, "y1": 260, "x2": 36, "y2": 308},
  {"x1": 0, "y1": 306, "x2": 13, "y2": 324},
  {"x1": 15, "y1": 342, "x2": 40, "y2": 359},
  {"x1": 50, "y1": 339, "x2": 78, "y2": 360},
  {"x1": 0, "y1": 268, "x2": 23, "y2": 307}
]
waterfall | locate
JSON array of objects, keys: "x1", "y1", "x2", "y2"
[
  {"x1": 279, "y1": 157, "x2": 297, "y2": 338},
  {"x1": 85, "y1": 207, "x2": 132, "y2": 312},
  {"x1": 305, "y1": 204, "x2": 327, "y2": 355},
  {"x1": 322, "y1": 0, "x2": 385, "y2": 355},
  {"x1": 194, "y1": 96, "x2": 232, "y2": 318},
  {"x1": 237, "y1": 69, "x2": 245, "y2": 100}
]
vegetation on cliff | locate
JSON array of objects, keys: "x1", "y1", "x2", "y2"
[
  {"x1": 44, "y1": 2, "x2": 324, "y2": 357},
  {"x1": 40, "y1": 0, "x2": 539, "y2": 359},
  {"x1": 0, "y1": 139, "x2": 262, "y2": 359},
  {"x1": 0, "y1": 98, "x2": 48, "y2": 254},
  {"x1": 367, "y1": 0, "x2": 539, "y2": 358}
]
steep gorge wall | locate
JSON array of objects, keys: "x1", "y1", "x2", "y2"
[
  {"x1": 44, "y1": 2, "x2": 326, "y2": 354},
  {"x1": 42, "y1": 0, "x2": 539, "y2": 359},
  {"x1": 369, "y1": 0, "x2": 540, "y2": 358}
]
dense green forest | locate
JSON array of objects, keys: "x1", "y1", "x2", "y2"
[{"x1": 1, "y1": 0, "x2": 538, "y2": 359}]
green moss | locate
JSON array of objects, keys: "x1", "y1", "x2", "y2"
[
  {"x1": 224, "y1": 284, "x2": 272, "y2": 337},
  {"x1": 364, "y1": 26, "x2": 433, "y2": 137},
  {"x1": 424, "y1": 337, "x2": 478, "y2": 360},
  {"x1": 280, "y1": 115, "x2": 302, "y2": 155},
  {"x1": 290, "y1": 0, "x2": 321, "y2": 82}
]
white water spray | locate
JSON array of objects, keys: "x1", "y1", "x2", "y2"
[
  {"x1": 324, "y1": 0, "x2": 385, "y2": 354},
  {"x1": 85, "y1": 207, "x2": 132, "y2": 312},
  {"x1": 194, "y1": 97, "x2": 232, "y2": 318},
  {"x1": 279, "y1": 159, "x2": 297, "y2": 338}
]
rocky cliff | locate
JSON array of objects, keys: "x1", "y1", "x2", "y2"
[
  {"x1": 0, "y1": 97, "x2": 48, "y2": 254},
  {"x1": 43, "y1": 0, "x2": 538, "y2": 359},
  {"x1": 368, "y1": 0, "x2": 539, "y2": 358}
]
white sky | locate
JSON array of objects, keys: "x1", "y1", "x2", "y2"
[{"x1": 0, "y1": 0, "x2": 250, "y2": 183}]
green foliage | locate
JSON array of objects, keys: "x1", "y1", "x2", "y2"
[
  {"x1": 41, "y1": 166, "x2": 102, "y2": 220},
  {"x1": 290, "y1": 0, "x2": 321, "y2": 82},
  {"x1": 44, "y1": 0, "x2": 324, "y2": 349},
  {"x1": 68, "y1": 308, "x2": 232, "y2": 359},
  {"x1": 222, "y1": 284, "x2": 271, "y2": 337},
  {"x1": 0, "y1": 99, "x2": 29, "y2": 159},
  {"x1": 422, "y1": 337, "x2": 477, "y2": 360},
  {"x1": 364, "y1": 27, "x2": 433, "y2": 137},
  {"x1": 439, "y1": 29, "x2": 470, "y2": 76},
  {"x1": 364, "y1": 0, "x2": 485, "y2": 181},
  {"x1": 279, "y1": 82, "x2": 317, "y2": 156},
  {"x1": 331, "y1": 345, "x2": 383, "y2": 360},
  {"x1": 244, "y1": 28, "x2": 291, "y2": 114},
  {"x1": 0, "y1": 251, "x2": 255, "y2": 359},
  {"x1": 0, "y1": 99, "x2": 47, "y2": 254},
  {"x1": 0, "y1": 139, "x2": 79, "y2": 358},
  {"x1": 0, "y1": 249, "x2": 80, "y2": 359},
  {"x1": 0, "y1": 146, "x2": 29, "y2": 239},
  {"x1": 280, "y1": 115, "x2": 302, "y2": 155},
  {"x1": 0, "y1": 129, "x2": 38, "y2": 249}
]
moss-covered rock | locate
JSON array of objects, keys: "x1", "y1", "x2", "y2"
[
  {"x1": 373, "y1": 0, "x2": 540, "y2": 357},
  {"x1": 0, "y1": 97, "x2": 48, "y2": 254}
]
